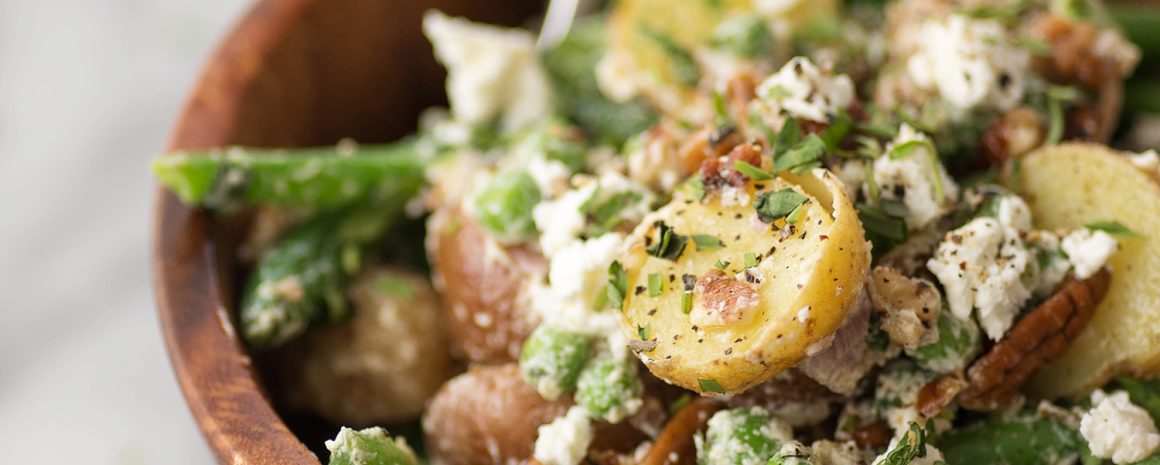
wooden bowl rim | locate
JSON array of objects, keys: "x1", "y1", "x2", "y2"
[{"x1": 152, "y1": 0, "x2": 321, "y2": 463}]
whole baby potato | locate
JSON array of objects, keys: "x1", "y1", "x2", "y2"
[
  {"x1": 279, "y1": 267, "x2": 452, "y2": 425},
  {"x1": 427, "y1": 207, "x2": 546, "y2": 363},
  {"x1": 423, "y1": 363, "x2": 571, "y2": 465}
]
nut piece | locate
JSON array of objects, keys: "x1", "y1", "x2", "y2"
[
  {"x1": 959, "y1": 268, "x2": 1112, "y2": 411},
  {"x1": 868, "y1": 266, "x2": 941, "y2": 350},
  {"x1": 690, "y1": 269, "x2": 761, "y2": 327},
  {"x1": 916, "y1": 373, "x2": 968, "y2": 419},
  {"x1": 980, "y1": 107, "x2": 1046, "y2": 167},
  {"x1": 1030, "y1": 14, "x2": 1140, "y2": 90}
]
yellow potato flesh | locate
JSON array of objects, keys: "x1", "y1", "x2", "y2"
[
  {"x1": 1015, "y1": 143, "x2": 1160, "y2": 399},
  {"x1": 619, "y1": 169, "x2": 869, "y2": 394}
]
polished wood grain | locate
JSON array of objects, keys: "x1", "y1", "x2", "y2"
[{"x1": 152, "y1": 1, "x2": 542, "y2": 463}]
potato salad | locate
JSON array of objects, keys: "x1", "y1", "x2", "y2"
[{"x1": 153, "y1": 0, "x2": 1160, "y2": 464}]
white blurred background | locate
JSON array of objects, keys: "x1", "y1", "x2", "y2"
[{"x1": 0, "y1": 0, "x2": 250, "y2": 462}]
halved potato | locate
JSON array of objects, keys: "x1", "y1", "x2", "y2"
[
  {"x1": 619, "y1": 169, "x2": 870, "y2": 394},
  {"x1": 1014, "y1": 143, "x2": 1160, "y2": 398}
]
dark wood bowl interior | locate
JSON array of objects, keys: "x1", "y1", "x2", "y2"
[{"x1": 152, "y1": 1, "x2": 543, "y2": 463}]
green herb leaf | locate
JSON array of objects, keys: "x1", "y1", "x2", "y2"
[
  {"x1": 879, "y1": 198, "x2": 910, "y2": 218},
  {"x1": 686, "y1": 176, "x2": 706, "y2": 201},
  {"x1": 821, "y1": 111, "x2": 853, "y2": 152},
  {"x1": 648, "y1": 272, "x2": 663, "y2": 297},
  {"x1": 774, "y1": 118, "x2": 803, "y2": 155},
  {"x1": 637, "y1": 323, "x2": 652, "y2": 341},
  {"x1": 1017, "y1": 36, "x2": 1053, "y2": 55},
  {"x1": 607, "y1": 261, "x2": 628, "y2": 311},
  {"x1": 733, "y1": 160, "x2": 774, "y2": 180},
  {"x1": 647, "y1": 222, "x2": 690, "y2": 261},
  {"x1": 668, "y1": 394, "x2": 693, "y2": 416},
  {"x1": 744, "y1": 252, "x2": 758, "y2": 268},
  {"x1": 682, "y1": 290, "x2": 694, "y2": 314},
  {"x1": 698, "y1": 378, "x2": 726, "y2": 394},
  {"x1": 692, "y1": 234, "x2": 725, "y2": 250},
  {"x1": 775, "y1": 134, "x2": 827, "y2": 173},
  {"x1": 1086, "y1": 220, "x2": 1146, "y2": 238},
  {"x1": 878, "y1": 422, "x2": 927, "y2": 465},
  {"x1": 753, "y1": 188, "x2": 809, "y2": 223},
  {"x1": 857, "y1": 203, "x2": 909, "y2": 242},
  {"x1": 786, "y1": 202, "x2": 808, "y2": 223},
  {"x1": 712, "y1": 88, "x2": 730, "y2": 124},
  {"x1": 583, "y1": 190, "x2": 644, "y2": 236},
  {"x1": 715, "y1": 260, "x2": 731, "y2": 269}
]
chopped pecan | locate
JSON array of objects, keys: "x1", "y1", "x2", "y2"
[
  {"x1": 980, "y1": 107, "x2": 1046, "y2": 168},
  {"x1": 698, "y1": 142, "x2": 766, "y2": 193},
  {"x1": 641, "y1": 398, "x2": 721, "y2": 465},
  {"x1": 1030, "y1": 14, "x2": 1140, "y2": 89},
  {"x1": 847, "y1": 421, "x2": 892, "y2": 450},
  {"x1": 959, "y1": 268, "x2": 1112, "y2": 411},
  {"x1": 916, "y1": 373, "x2": 968, "y2": 418},
  {"x1": 868, "y1": 267, "x2": 941, "y2": 350},
  {"x1": 690, "y1": 269, "x2": 761, "y2": 327}
]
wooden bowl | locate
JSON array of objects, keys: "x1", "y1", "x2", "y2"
[{"x1": 152, "y1": 0, "x2": 542, "y2": 463}]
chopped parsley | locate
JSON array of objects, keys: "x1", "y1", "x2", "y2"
[
  {"x1": 606, "y1": 261, "x2": 629, "y2": 311},
  {"x1": 1086, "y1": 220, "x2": 1146, "y2": 238},
  {"x1": 647, "y1": 222, "x2": 689, "y2": 261},
  {"x1": 692, "y1": 234, "x2": 725, "y2": 250},
  {"x1": 876, "y1": 422, "x2": 928, "y2": 465},
  {"x1": 686, "y1": 176, "x2": 706, "y2": 201},
  {"x1": 857, "y1": 203, "x2": 909, "y2": 255},
  {"x1": 582, "y1": 188, "x2": 644, "y2": 236},
  {"x1": 682, "y1": 291, "x2": 694, "y2": 314},
  {"x1": 715, "y1": 259, "x2": 731, "y2": 269},
  {"x1": 744, "y1": 252, "x2": 758, "y2": 268},
  {"x1": 786, "y1": 202, "x2": 808, "y2": 224},
  {"x1": 733, "y1": 160, "x2": 774, "y2": 181},
  {"x1": 753, "y1": 189, "x2": 809, "y2": 223},
  {"x1": 698, "y1": 378, "x2": 726, "y2": 394},
  {"x1": 821, "y1": 111, "x2": 853, "y2": 153},
  {"x1": 648, "y1": 273, "x2": 664, "y2": 297},
  {"x1": 773, "y1": 117, "x2": 803, "y2": 155},
  {"x1": 637, "y1": 323, "x2": 652, "y2": 341},
  {"x1": 775, "y1": 134, "x2": 827, "y2": 174}
]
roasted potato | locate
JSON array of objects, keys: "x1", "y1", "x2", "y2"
[
  {"x1": 619, "y1": 168, "x2": 870, "y2": 394},
  {"x1": 1011, "y1": 144, "x2": 1160, "y2": 398},
  {"x1": 423, "y1": 363, "x2": 571, "y2": 465},
  {"x1": 426, "y1": 207, "x2": 546, "y2": 363},
  {"x1": 278, "y1": 267, "x2": 452, "y2": 425}
]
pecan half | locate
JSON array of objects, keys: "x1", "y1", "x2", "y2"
[
  {"x1": 641, "y1": 398, "x2": 722, "y2": 465},
  {"x1": 916, "y1": 373, "x2": 968, "y2": 418},
  {"x1": 959, "y1": 268, "x2": 1112, "y2": 411}
]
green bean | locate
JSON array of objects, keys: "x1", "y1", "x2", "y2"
[
  {"x1": 696, "y1": 407, "x2": 790, "y2": 465},
  {"x1": 912, "y1": 312, "x2": 981, "y2": 374},
  {"x1": 519, "y1": 325, "x2": 591, "y2": 399},
  {"x1": 472, "y1": 170, "x2": 542, "y2": 242},
  {"x1": 576, "y1": 354, "x2": 643, "y2": 423},
  {"x1": 326, "y1": 427, "x2": 418, "y2": 465},
  {"x1": 1117, "y1": 376, "x2": 1160, "y2": 427},
  {"x1": 934, "y1": 417, "x2": 1083, "y2": 465},
  {"x1": 152, "y1": 140, "x2": 426, "y2": 211}
]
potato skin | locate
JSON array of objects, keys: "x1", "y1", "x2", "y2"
[
  {"x1": 423, "y1": 363, "x2": 571, "y2": 465},
  {"x1": 427, "y1": 207, "x2": 546, "y2": 363},
  {"x1": 277, "y1": 267, "x2": 453, "y2": 425}
]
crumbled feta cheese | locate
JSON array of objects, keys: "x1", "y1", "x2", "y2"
[
  {"x1": 527, "y1": 156, "x2": 572, "y2": 199},
  {"x1": 870, "y1": 124, "x2": 959, "y2": 230},
  {"x1": 1025, "y1": 231, "x2": 1072, "y2": 296},
  {"x1": 720, "y1": 185, "x2": 752, "y2": 207},
  {"x1": 1079, "y1": 390, "x2": 1160, "y2": 464},
  {"x1": 534, "y1": 183, "x2": 594, "y2": 256},
  {"x1": 423, "y1": 11, "x2": 551, "y2": 131},
  {"x1": 927, "y1": 218, "x2": 1032, "y2": 340},
  {"x1": 534, "y1": 406, "x2": 595, "y2": 465},
  {"x1": 875, "y1": 366, "x2": 933, "y2": 434},
  {"x1": 996, "y1": 195, "x2": 1032, "y2": 232},
  {"x1": 1061, "y1": 229, "x2": 1118, "y2": 279},
  {"x1": 702, "y1": 408, "x2": 793, "y2": 465},
  {"x1": 832, "y1": 159, "x2": 867, "y2": 202},
  {"x1": 906, "y1": 15, "x2": 1030, "y2": 114},
  {"x1": 532, "y1": 233, "x2": 626, "y2": 336},
  {"x1": 751, "y1": 56, "x2": 855, "y2": 127}
]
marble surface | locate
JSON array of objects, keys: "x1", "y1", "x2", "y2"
[{"x1": 0, "y1": 0, "x2": 249, "y2": 462}]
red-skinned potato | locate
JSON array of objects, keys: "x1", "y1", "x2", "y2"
[{"x1": 426, "y1": 207, "x2": 546, "y2": 363}]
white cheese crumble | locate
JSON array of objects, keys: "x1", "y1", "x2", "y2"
[
  {"x1": 703, "y1": 408, "x2": 793, "y2": 465},
  {"x1": 533, "y1": 183, "x2": 593, "y2": 257},
  {"x1": 423, "y1": 10, "x2": 551, "y2": 131},
  {"x1": 906, "y1": 15, "x2": 1030, "y2": 114},
  {"x1": 869, "y1": 124, "x2": 959, "y2": 230},
  {"x1": 532, "y1": 233, "x2": 626, "y2": 337},
  {"x1": 751, "y1": 56, "x2": 855, "y2": 127},
  {"x1": 534, "y1": 406, "x2": 595, "y2": 465},
  {"x1": 832, "y1": 159, "x2": 867, "y2": 202},
  {"x1": 927, "y1": 218, "x2": 1032, "y2": 340},
  {"x1": 1127, "y1": 149, "x2": 1160, "y2": 179},
  {"x1": 527, "y1": 156, "x2": 572, "y2": 199},
  {"x1": 996, "y1": 195, "x2": 1032, "y2": 232},
  {"x1": 1079, "y1": 390, "x2": 1160, "y2": 465},
  {"x1": 1025, "y1": 231, "x2": 1072, "y2": 297},
  {"x1": 1061, "y1": 229, "x2": 1118, "y2": 279}
]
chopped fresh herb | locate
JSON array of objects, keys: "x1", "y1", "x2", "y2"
[
  {"x1": 877, "y1": 422, "x2": 928, "y2": 465},
  {"x1": 879, "y1": 198, "x2": 910, "y2": 218},
  {"x1": 712, "y1": 88, "x2": 730, "y2": 124},
  {"x1": 1016, "y1": 36, "x2": 1053, "y2": 55},
  {"x1": 698, "y1": 378, "x2": 726, "y2": 394},
  {"x1": 583, "y1": 189, "x2": 644, "y2": 236},
  {"x1": 606, "y1": 261, "x2": 628, "y2": 311},
  {"x1": 1086, "y1": 221, "x2": 1146, "y2": 238},
  {"x1": 733, "y1": 160, "x2": 774, "y2": 181},
  {"x1": 686, "y1": 176, "x2": 706, "y2": 201},
  {"x1": 637, "y1": 323, "x2": 652, "y2": 341},
  {"x1": 682, "y1": 291, "x2": 694, "y2": 314},
  {"x1": 774, "y1": 117, "x2": 803, "y2": 155},
  {"x1": 641, "y1": 26, "x2": 700, "y2": 87},
  {"x1": 821, "y1": 111, "x2": 853, "y2": 152},
  {"x1": 775, "y1": 134, "x2": 827, "y2": 173},
  {"x1": 715, "y1": 260, "x2": 731, "y2": 269},
  {"x1": 762, "y1": 84, "x2": 792, "y2": 100},
  {"x1": 647, "y1": 222, "x2": 690, "y2": 261},
  {"x1": 857, "y1": 203, "x2": 909, "y2": 243},
  {"x1": 855, "y1": 121, "x2": 898, "y2": 140},
  {"x1": 692, "y1": 234, "x2": 725, "y2": 250},
  {"x1": 786, "y1": 202, "x2": 808, "y2": 223},
  {"x1": 668, "y1": 394, "x2": 693, "y2": 416},
  {"x1": 648, "y1": 273, "x2": 663, "y2": 297},
  {"x1": 960, "y1": 166, "x2": 1000, "y2": 188},
  {"x1": 753, "y1": 189, "x2": 809, "y2": 223},
  {"x1": 865, "y1": 159, "x2": 881, "y2": 204},
  {"x1": 744, "y1": 252, "x2": 758, "y2": 268}
]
